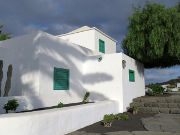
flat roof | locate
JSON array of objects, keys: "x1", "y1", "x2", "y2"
[{"x1": 57, "y1": 26, "x2": 117, "y2": 42}]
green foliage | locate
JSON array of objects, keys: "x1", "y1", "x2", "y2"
[
  {"x1": 148, "y1": 84, "x2": 165, "y2": 95},
  {"x1": 101, "y1": 114, "x2": 115, "y2": 123},
  {"x1": 3, "y1": 99, "x2": 19, "y2": 113},
  {"x1": 115, "y1": 114, "x2": 129, "y2": 120},
  {"x1": 122, "y1": 2, "x2": 180, "y2": 68},
  {"x1": 57, "y1": 102, "x2": 63, "y2": 108},
  {"x1": 82, "y1": 92, "x2": 90, "y2": 104},
  {"x1": 147, "y1": 89, "x2": 154, "y2": 96},
  {"x1": 178, "y1": 87, "x2": 180, "y2": 91},
  {"x1": 166, "y1": 88, "x2": 173, "y2": 92},
  {"x1": 133, "y1": 104, "x2": 139, "y2": 111},
  {"x1": 0, "y1": 25, "x2": 11, "y2": 41}
]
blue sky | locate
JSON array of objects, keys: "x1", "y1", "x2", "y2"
[{"x1": 0, "y1": 0, "x2": 179, "y2": 85}]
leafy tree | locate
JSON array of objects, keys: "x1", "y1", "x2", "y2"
[
  {"x1": 0, "y1": 25, "x2": 11, "y2": 41},
  {"x1": 122, "y1": 2, "x2": 180, "y2": 68}
]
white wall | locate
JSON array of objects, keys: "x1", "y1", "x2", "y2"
[
  {"x1": 58, "y1": 29, "x2": 117, "y2": 55},
  {"x1": 0, "y1": 33, "x2": 40, "y2": 97},
  {"x1": 122, "y1": 53, "x2": 145, "y2": 111},
  {"x1": 59, "y1": 29, "x2": 95, "y2": 51},
  {"x1": 83, "y1": 53, "x2": 123, "y2": 112},
  {"x1": 0, "y1": 31, "x2": 95, "y2": 113},
  {"x1": 94, "y1": 29, "x2": 116, "y2": 55},
  {"x1": 0, "y1": 100, "x2": 119, "y2": 135},
  {"x1": 37, "y1": 32, "x2": 94, "y2": 106}
]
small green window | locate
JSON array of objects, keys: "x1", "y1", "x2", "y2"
[
  {"x1": 129, "y1": 70, "x2": 135, "y2": 82},
  {"x1": 54, "y1": 67, "x2": 69, "y2": 90},
  {"x1": 99, "y1": 39, "x2": 105, "y2": 53}
]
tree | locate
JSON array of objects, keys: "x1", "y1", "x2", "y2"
[
  {"x1": 0, "y1": 25, "x2": 11, "y2": 41},
  {"x1": 122, "y1": 2, "x2": 180, "y2": 68}
]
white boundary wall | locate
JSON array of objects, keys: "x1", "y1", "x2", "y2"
[{"x1": 0, "y1": 100, "x2": 119, "y2": 135}]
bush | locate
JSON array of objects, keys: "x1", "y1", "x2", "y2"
[
  {"x1": 148, "y1": 84, "x2": 165, "y2": 95},
  {"x1": 116, "y1": 114, "x2": 129, "y2": 120},
  {"x1": 101, "y1": 114, "x2": 115, "y2": 125},
  {"x1": 179, "y1": 88, "x2": 180, "y2": 91},
  {"x1": 166, "y1": 88, "x2": 172, "y2": 92},
  {"x1": 57, "y1": 102, "x2": 63, "y2": 108},
  {"x1": 147, "y1": 89, "x2": 154, "y2": 96},
  {"x1": 3, "y1": 99, "x2": 19, "y2": 113},
  {"x1": 82, "y1": 92, "x2": 90, "y2": 104}
]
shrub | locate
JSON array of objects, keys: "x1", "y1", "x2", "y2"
[
  {"x1": 3, "y1": 99, "x2": 19, "y2": 113},
  {"x1": 82, "y1": 92, "x2": 90, "y2": 104},
  {"x1": 179, "y1": 88, "x2": 180, "y2": 91},
  {"x1": 101, "y1": 114, "x2": 115, "y2": 127},
  {"x1": 116, "y1": 114, "x2": 129, "y2": 120},
  {"x1": 166, "y1": 88, "x2": 172, "y2": 92},
  {"x1": 115, "y1": 114, "x2": 122, "y2": 120},
  {"x1": 120, "y1": 114, "x2": 129, "y2": 120},
  {"x1": 147, "y1": 89, "x2": 154, "y2": 96},
  {"x1": 148, "y1": 84, "x2": 165, "y2": 95},
  {"x1": 57, "y1": 102, "x2": 63, "y2": 108}
]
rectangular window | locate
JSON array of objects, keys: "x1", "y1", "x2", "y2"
[
  {"x1": 54, "y1": 67, "x2": 69, "y2": 90},
  {"x1": 99, "y1": 39, "x2": 105, "y2": 53},
  {"x1": 129, "y1": 69, "x2": 135, "y2": 82}
]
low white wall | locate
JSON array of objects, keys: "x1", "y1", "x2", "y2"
[{"x1": 0, "y1": 100, "x2": 119, "y2": 135}]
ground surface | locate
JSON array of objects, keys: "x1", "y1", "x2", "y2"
[
  {"x1": 68, "y1": 131, "x2": 180, "y2": 135},
  {"x1": 67, "y1": 113, "x2": 180, "y2": 135},
  {"x1": 142, "y1": 113, "x2": 180, "y2": 133}
]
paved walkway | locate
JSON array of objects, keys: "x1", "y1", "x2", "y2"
[{"x1": 142, "y1": 113, "x2": 180, "y2": 133}]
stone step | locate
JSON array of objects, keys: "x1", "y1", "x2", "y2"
[
  {"x1": 138, "y1": 107, "x2": 180, "y2": 114},
  {"x1": 133, "y1": 97, "x2": 180, "y2": 103},
  {"x1": 130, "y1": 102, "x2": 180, "y2": 108}
]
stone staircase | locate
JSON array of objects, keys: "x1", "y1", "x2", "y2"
[{"x1": 130, "y1": 92, "x2": 180, "y2": 114}]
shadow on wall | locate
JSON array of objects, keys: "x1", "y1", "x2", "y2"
[
  {"x1": 3, "y1": 64, "x2": 13, "y2": 97},
  {"x1": 0, "y1": 61, "x2": 13, "y2": 97},
  {"x1": 0, "y1": 33, "x2": 115, "y2": 111},
  {"x1": 38, "y1": 34, "x2": 114, "y2": 101},
  {"x1": 0, "y1": 60, "x2": 3, "y2": 97}
]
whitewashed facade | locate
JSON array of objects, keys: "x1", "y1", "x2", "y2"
[
  {"x1": 0, "y1": 27, "x2": 145, "y2": 114},
  {"x1": 57, "y1": 26, "x2": 117, "y2": 55}
]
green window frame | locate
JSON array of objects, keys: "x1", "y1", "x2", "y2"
[
  {"x1": 99, "y1": 39, "x2": 105, "y2": 53},
  {"x1": 53, "y1": 67, "x2": 69, "y2": 90},
  {"x1": 129, "y1": 69, "x2": 135, "y2": 82}
]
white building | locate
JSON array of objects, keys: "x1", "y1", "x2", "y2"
[
  {"x1": 57, "y1": 26, "x2": 116, "y2": 55},
  {"x1": 0, "y1": 26, "x2": 145, "y2": 114}
]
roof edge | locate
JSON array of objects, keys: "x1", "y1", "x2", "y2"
[{"x1": 57, "y1": 27, "x2": 117, "y2": 42}]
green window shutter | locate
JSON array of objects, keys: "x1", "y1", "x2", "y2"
[
  {"x1": 99, "y1": 39, "x2": 105, "y2": 53},
  {"x1": 129, "y1": 70, "x2": 135, "y2": 82},
  {"x1": 54, "y1": 67, "x2": 69, "y2": 90}
]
